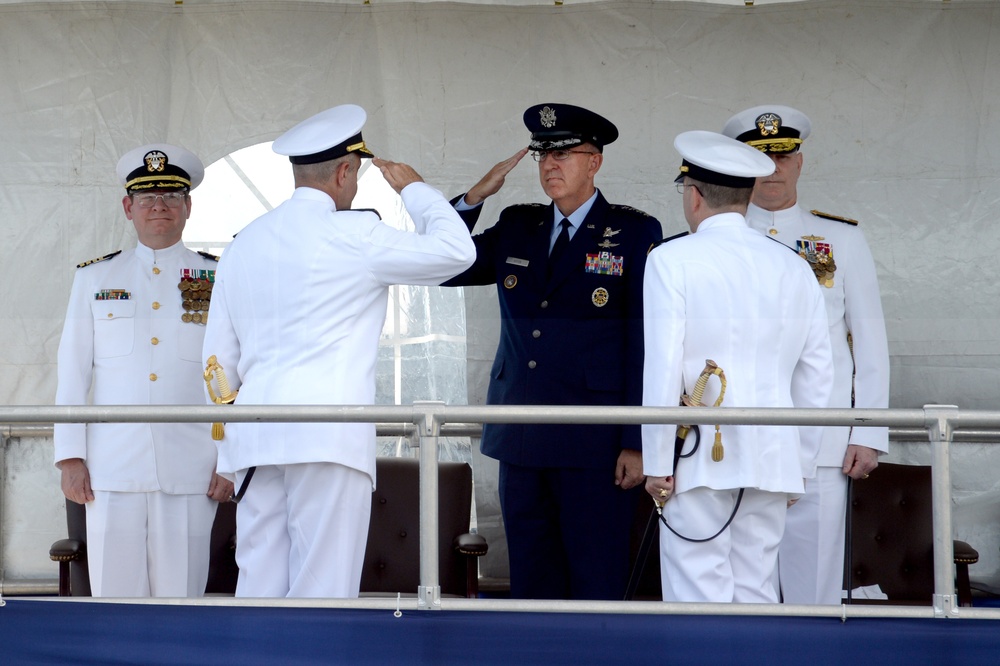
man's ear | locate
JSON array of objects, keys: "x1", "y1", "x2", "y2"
[{"x1": 588, "y1": 152, "x2": 603, "y2": 178}]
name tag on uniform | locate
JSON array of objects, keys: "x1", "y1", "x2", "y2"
[{"x1": 506, "y1": 257, "x2": 529, "y2": 267}]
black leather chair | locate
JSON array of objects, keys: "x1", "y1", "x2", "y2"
[
  {"x1": 51, "y1": 457, "x2": 487, "y2": 598},
  {"x1": 847, "y1": 462, "x2": 979, "y2": 606},
  {"x1": 361, "y1": 457, "x2": 488, "y2": 598}
]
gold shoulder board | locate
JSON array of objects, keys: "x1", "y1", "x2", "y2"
[
  {"x1": 198, "y1": 250, "x2": 221, "y2": 262},
  {"x1": 810, "y1": 210, "x2": 858, "y2": 226},
  {"x1": 76, "y1": 250, "x2": 122, "y2": 269}
]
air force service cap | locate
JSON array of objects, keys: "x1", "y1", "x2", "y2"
[
  {"x1": 674, "y1": 130, "x2": 775, "y2": 188},
  {"x1": 273, "y1": 104, "x2": 375, "y2": 165},
  {"x1": 117, "y1": 143, "x2": 205, "y2": 194},
  {"x1": 722, "y1": 104, "x2": 812, "y2": 154},
  {"x1": 523, "y1": 103, "x2": 619, "y2": 152}
]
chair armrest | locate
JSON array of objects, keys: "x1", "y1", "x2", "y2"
[
  {"x1": 49, "y1": 538, "x2": 85, "y2": 562},
  {"x1": 453, "y1": 533, "x2": 488, "y2": 557},
  {"x1": 954, "y1": 540, "x2": 979, "y2": 565}
]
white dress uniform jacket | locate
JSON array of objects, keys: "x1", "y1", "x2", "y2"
[
  {"x1": 202, "y1": 183, "x2": 476, "y2": 484},
  {"x1": 744, "y1": 203, "x2": 889, "y2": 464},
  {"x1": 642, "y1": 213, "x2": 833, "y2": 494},
  {"x1": 54, "y1": 241, "x2": 219, "y2": 493}
]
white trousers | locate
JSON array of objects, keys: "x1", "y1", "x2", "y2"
[
  {"x1": 86, "y1": 490, "x2": 216, "y2": 597},
  {"x1": 234, "y1": 462, "x2": 372, "y2": 598},
  {"x1": 659, "y1": 486, "x2": 787, "y2": 603},
  {"x1": 776, "y1": 466, "x2": 848, "y2": 605}
]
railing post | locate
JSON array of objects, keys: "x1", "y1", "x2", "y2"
[
  {"x1": 414, "y1": 401, "x2": 444, "y2": 610},
  {"x1": 924, "y1": 404, "x2": 958, "y2": 618}
]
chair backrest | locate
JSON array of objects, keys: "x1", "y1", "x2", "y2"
[
  {"x1": 361, "y1": 457, "x2": 474, "y2": 597},
  {"x1": 849, "y1": 462, "x2": 934, "y2": 603}
]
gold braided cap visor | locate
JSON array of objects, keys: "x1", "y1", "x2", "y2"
[
  {"x1": 745, "y1": 137, "x2": 803, "y2": 154},
  {"x1": 125, "y1": 174, "x2": 192, "y2": 192}
]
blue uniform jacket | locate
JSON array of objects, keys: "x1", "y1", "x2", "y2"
[{"x1": 444, "y1": 191, "x2": 662, "y2": 470}]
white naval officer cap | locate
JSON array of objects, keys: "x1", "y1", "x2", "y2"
[
  {"x1": 272, "y1": 104, "x2": 376, "y2": 165},
  {"x1": 116, "y1": 143, "x2": 205, "y2": 193},
  {"x1": 721, "y1": 104, "x2": 812, "y2": 154},
  {"x1": 673, "y1": 130, "x2": 775, "y2": 188}
]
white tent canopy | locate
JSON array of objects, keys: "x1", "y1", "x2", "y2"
[{"x1": 2, "y1": 0, "x2": 1000, "y2": 588}]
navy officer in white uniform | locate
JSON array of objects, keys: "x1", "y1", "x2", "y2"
[
  {"x1": 202, "y1": 104, "x2": 476, "y2": 598},
  {"x1": 643, "y1": 131, "x2": 833, "y2": 603},
  {"x1": 55, "y1": 143, "x2": 234, "y2": 597},
  {"x1": 723, "y1": 105, "x2": 890, "y2": 605}
]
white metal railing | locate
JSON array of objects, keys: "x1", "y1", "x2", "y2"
[{"x1": 2, "y1": 403, "x2": 999, "y2": 619}]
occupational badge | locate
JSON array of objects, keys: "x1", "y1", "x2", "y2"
[
  {"x1": 144, "y1": 150, "x2": 168, "y2": 173},
  {"x1": 539, "y1": 106, "x2": 557, "y2": 128},
  {"x1": 795, "y1": 237, "x2": 836, "y2": 288},
  {"x1": 597, "y1": 240, "x2": 620, "y2": 249},
  {"x1": 591, "y1": 287, "x2": 609, "y2": 307},
  {"x1": 602, "y1": 227, "x2": 621, "y2": 238},
  {"x1": 756, "y1": 113, "x2": 782, "y2": 136},
  {"x1": 585, "y1": 252, "x2": 624, "y2": 277},
  {"x1": 179, "y1": 268, "x2": 215, "y2": 324},
  {"x1": 504, "y1": 275, "x2": 517, "y2": 289}
]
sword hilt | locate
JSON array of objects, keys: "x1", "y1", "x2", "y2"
[
  {"x1": 677, "y1": 360, "x2": 728, "y2": 462},
  {"x1": 204, "y1": 355, "x2": 237, "y2": 441}
]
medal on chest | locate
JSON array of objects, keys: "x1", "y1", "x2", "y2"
[
  {"x1": 178, "y1": 268, "x2": 215, "y2": 324},
  {"x1": 795, "y1": 236, "x2": 836, "y2": 288}
]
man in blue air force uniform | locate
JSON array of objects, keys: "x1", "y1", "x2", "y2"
[
  {"x1": 443, "y1": 104, "x2": 663, "y2": 599},
  {"x1": 55, "y1": 144, "x2": 233, "y2": 597}
]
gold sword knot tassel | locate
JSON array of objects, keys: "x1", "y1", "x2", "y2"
[
  {"x1": 204, "y1": 354, "x2": 237, "y2": 441},
  {"x1": 678, "y1": 360, "x2": 728, "y2": 462}
]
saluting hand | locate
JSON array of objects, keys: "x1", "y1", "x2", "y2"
[
  {"x1": 464, "y1": 148, "x2": 529, "y2": 206},
  {"x1": 372, "y1": 158, "x2": 424, "y2": 194}
]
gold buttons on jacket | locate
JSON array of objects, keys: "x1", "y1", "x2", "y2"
[
  {"x1": 152, "y1": 302, "x2": 161, "y2": 310},
  {"x1": 149, "y1": 373, "x2": 158, "y2": 382},
  {"x1": 151, "y1": 337, "x2": 159, "y2": 345},
  {"x1": 768, "y1": 228, "x2": 778, "y2": 236},
  {"x1": 152, "y1": 267, "x2": 161, "y2": 275},
  {"x1": 528, "y1": 361, "x2": 537, "y2": 369}
]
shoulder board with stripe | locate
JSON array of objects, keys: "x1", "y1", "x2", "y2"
[
  {"x1": 609, "y1": 204, "x2": 656, "y2": 219},
  {"x1": 198, "y1": 251, "x2": 220, "y2": 262},
  {"x1": 810, "y1": 210, "x2": 858, "y2": 226},
  {"x1": 352, "y1": 208, "x2": 382, "y2": 220},
  {"x1": 76, "y1": 250, "x2": 121, "y2": 269},
  {"x1": 647, "y1": 231, "x2": 688, "y2": 255}
]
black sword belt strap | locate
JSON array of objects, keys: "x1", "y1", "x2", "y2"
[{"x1": 231, "y1": 466, "x2": 256, "y2": 504}]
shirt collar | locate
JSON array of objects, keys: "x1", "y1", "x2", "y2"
[{"x1": 553, "y1": 189, "x2": 600, "y2": 233}]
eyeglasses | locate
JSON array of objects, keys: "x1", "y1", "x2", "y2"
[
  {"x1": 675, "y1": 182, "x2": 702, "y2": 196},
  {"x1": 131, "y1": 192, "x2": 188, "y2": 209},
  {"x1": 530, "y1": 149, "x2": 598, "y2": 162}
]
